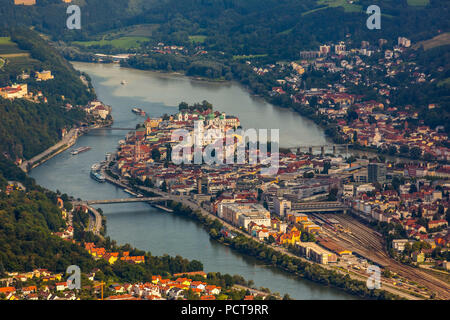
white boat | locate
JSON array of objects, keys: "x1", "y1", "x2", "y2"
[
  {"x1": 91, "y1": 163, "x2": 101, "y2": 172},
  {"x1": 90, "y1": 171, "x2": 106, "y2": 183},
  {"x1": 71, "y1": 146, "x2": 91, "y2": 155},
  {"x1": 121, "y1": 80, "x2": 127, "y2": 85}
]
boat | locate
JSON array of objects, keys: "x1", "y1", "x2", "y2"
[
  {"x1": 90, "y1": 171, "x2": 106, "y2": 183},
  {"x1": 71, "y1": 146, "x2": 91, "y2": 155},
  {"x1": 91, "y1": 163, "x2": 101, "y2": 172},
  {"x1": 121, "y1": 80, "x2": 127, "y2": 85},
  {"x1": 131, "y1": 107, "x2": 146, "y2": 117}
]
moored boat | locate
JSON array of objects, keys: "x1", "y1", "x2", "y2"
[
  {"x1": 131, "y1": 107, "x2": 146, "y2": 116},
  {"x1": 90, "y1": 170, "x2": 105, "y2": 183},
  {"x1": 71, "y1": 146, "x2": 91, "y2": 155}
]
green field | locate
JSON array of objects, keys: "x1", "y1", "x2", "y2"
[
  {"x1": 303, "y1": 0, "x2": 362, "y2": 16},
  {"x1": 100, "y1": 24, "x2": 159, "y2": 38},
  {"x1": 407, "y1": 0, "x2": 430, "y2": 6},
  {"x1": 0, "y1": 36, "x2": 39, "y2": 71},
  {"x1": 437, "y1": 78, "x2": 450, "y2": 87},
  {"x1": 277, "y1": 28, "x2": 294, "y2": 36},
  {"x1": 232, "y1": 54, "x2": 268, "y2": 60},
  {"x1": 0, "y1": 37, "x2": 13, "y2": 45},
  {"x1": 73, "y1": 36, "x2": 151, "y2": 49},
  {"x1": 413, "y1": 32, "x2": 450, "y2": 50},
  {"x1": 189, "y1": 35, "x2": 207, "y2": 44},
  {"x1": 0, "y1": 37, "x2": 28, "y2": 55}
]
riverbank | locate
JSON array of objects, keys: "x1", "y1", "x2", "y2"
[
  {"x1": 19, "y1": 120, "x2": 113, "y2": 173},
  {"x1": 349, "y1": 144, "x2": 450, "y2": 165}
]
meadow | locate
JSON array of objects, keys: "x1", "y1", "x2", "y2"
[
  {"x1": 407, "y1": 0, "x2": 430, "y2": 6},
  {"x1": 189, "y1": 35, "x2": 207, "y2": 44},
  {"x1": 0, "y1": 37, "x2": 39, "y2": 71},
  {"x1": 302, "y1": 0, "x2": 362, "y2": 16},
  {"x1": 73, "y1": 36, "x2": 151, "y2": 50}
]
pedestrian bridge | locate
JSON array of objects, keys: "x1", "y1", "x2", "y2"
[{"x1": 86, "y1": 197, "x2": 168, "y2": 205}]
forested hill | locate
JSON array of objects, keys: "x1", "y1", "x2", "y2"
[
  {"x1": 0, "y1": 28, "x2": 94, "y2": 160},
  {"x1": 0, "y1": 158, "x2": 206, "y2": 283},
  {"x1": 0, "y1": 0, "x2": 448, "y2": 60}
]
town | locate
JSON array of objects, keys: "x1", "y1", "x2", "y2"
[
  {"x1": 118, "y1": 36, "x2": 449, "y2": 162},
  {"x1": 100, "y1": 101, "x2": 449, "y2": 299}
]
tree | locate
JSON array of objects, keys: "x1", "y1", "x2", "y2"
[
  {"x1": 346, "y1": 106, "x2": 358, "y2": 122},
  {"x1": 322, "y1": 161, "x2": 331, "y2": 174},
  {"x1": 303, "y1": 171, "x2": 314, "y2": 178},
  {"x1": 327, "y1": 187, "x2": 338, "y2": 201},
  {"x1": 399, "y1": 145, "x2": 409, "y2": 155},
  {"x1": 409, "y1": 147, "x2": 422, "y2": 159},
  {"x1": 151, "y1": 148, "x2": 161, "y2": 161},
  {"x1": 352, "y1": 130, "x2": 358, "y2": 143},
  {"x1": 387, "y1": 145, "x2": 397, "y2": 156}
]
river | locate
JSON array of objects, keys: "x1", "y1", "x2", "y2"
[{"x1": 30, "y1": 62, "x2": 354, "y2": 299}]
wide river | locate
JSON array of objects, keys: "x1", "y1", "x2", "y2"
[{"x1": 31, "y1": 62, "x2": 354, "y2": 299}]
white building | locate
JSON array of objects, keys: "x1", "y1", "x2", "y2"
[{"x1": 272, "y1": 197, "x2": 291, "y2": 217}]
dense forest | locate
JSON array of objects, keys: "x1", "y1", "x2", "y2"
[
  {"x1": 5, "y1": 28, "x2": 95, "y2": 104},
  {"x1": 0, "y1": 156, "x2": 256, "y2": 293},
  {"x1": 0, "y1": 0, "x2": 448, "y2": 60}
]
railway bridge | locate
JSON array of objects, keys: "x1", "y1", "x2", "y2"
[
  {"x1": 291, "y1": 201, "x2": 348, "y2": 214},
  {"x1": 293, "y1": 144, "x2": 350, "y2": 156}
]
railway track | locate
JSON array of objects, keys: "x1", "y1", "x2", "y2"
[{"x1": 316, "y1": 213, "x2": 450, "y2": 299}]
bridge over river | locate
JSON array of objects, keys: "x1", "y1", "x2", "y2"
[{"x1": 86, "y1": 196, "x2": 168, "y2": 205}]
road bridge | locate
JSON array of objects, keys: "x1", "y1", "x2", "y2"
[
  {"x1": 86, "y1": 197, "x2": 168, "y2": 205},
  {"x1": 89, "y1": 127, "x2": 136, "y2": 131}
]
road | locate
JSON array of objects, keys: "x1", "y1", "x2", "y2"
[
  {"x1": 20, "y1": 128, "x2": 79, "y2": 172},
  {"x1": 73, "y1": 201, "x2": 103, "y2": 236}
]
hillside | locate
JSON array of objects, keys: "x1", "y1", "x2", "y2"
[
  {"x1": 0, "y1": 28, "x2": 94, "y2": 161},
  {"x1": 0, "y1": 0, "x2": 448, "y2": 60}
]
